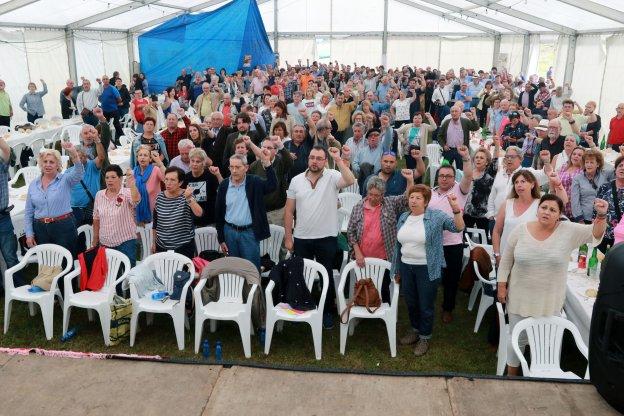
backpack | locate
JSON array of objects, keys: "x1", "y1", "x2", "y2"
[
  {"x1": 170, "y1": 270, "x2": 192, "y2": 301},
  {"x1": 340, "y1": 278, "x2": 382, "y2": 324}
]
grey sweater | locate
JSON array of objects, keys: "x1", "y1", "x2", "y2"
[{"x1": 571, "y1": 167, "x2": 614, "y2": 221}]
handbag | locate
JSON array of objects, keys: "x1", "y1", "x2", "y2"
[
  {"x1": 340, "y1": 278, "x2": 382, "y2": 324},
  {"x1": 109, "y1": 295, "x2": 132, "y2": 346},
  {"x1": 170, "y1": 270, "x2": 192, "y2": 301},
  {"x1": 79, "y1": 180, "x2": 95, "y2": 225}
]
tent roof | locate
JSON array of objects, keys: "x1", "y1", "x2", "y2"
[{"x1": 0, "y1": 0, "x2": 623, "y2": 34}]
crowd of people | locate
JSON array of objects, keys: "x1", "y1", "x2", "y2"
[{"x1": 1, "y1": 59, "x2": 624, "y2": 366}]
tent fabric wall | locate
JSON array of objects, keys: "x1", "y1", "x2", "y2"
[
  {"x1": 553, "y1": 35, "x2": 569, "y2": 84},
  {"x1": 499, "y1": 35, "x2": 524, "y2": 75},
  {"x1": 386, "y1": 38, "x2": 441, "y2": 69},
  {"x1": 0, "y1": 29, "x2": 31, "y2": 123},
  {"x1": 571, "y1": 35, "x2": 607, "y2": 114},
  {"x1": 599, "y1": 35, "x2": 624, "y2": 138},
  {"x1": 330, "y1": 37, "x2": 382, "y2": 66},
  {"x1": 276, "y1": 38, "x2": 315, "y2": 66},
  {"x1": 439, "y1": 37, "x2": 494, "y2": 73}
]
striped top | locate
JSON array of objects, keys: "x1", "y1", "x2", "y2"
[
  {"x1": 153, "y1": 191, "x2": 194, "y2": 249},
  {"x1": 93, "y1": 188, "x2": 137, "y2": 247}
]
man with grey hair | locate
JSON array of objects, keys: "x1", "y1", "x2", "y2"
[
  {"x1": 78, "y1": 107, "x2": 111, "y2": 162},
  {"x1": 69, "y1": 133, "x2": 106, "y2": 225},
  {"x1": 76, "y1": 78, "x2": 99, "y2": 126},
  {"x1": 486, "y1": 145, "x2": 552, "y2": 221},
  {"x1": 287, "y1": 91, "x2": 305, "y2": 125},
  {"x1": 343, "y1": 122, "x2": 367, "y2": 161},
  {"x1": 215, "y1": 149, "x2": 276, "y2": 270},
  {"x1": 169, "y1": 139, "x2": 195, "y2": 173}
]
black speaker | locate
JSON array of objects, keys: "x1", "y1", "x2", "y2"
[{"x1": 589, "y1": 243, "x2": 624, "y2": 413}]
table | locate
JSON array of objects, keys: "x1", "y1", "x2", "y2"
[
  {"x1": 108, "y1": 144, "x2": 131, "y2": 171},
  {"x1": 564, "y1": 263, "x2": 598, "y2": 345},
  {"x1": 5, "y1": 117, "x2": 82, "y2": 148}
]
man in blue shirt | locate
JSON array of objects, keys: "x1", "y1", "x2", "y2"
[
  {"x1": 97, "y1": 75, "x2": 123, "y2": 145},
  {"x1": 454, "y1": 83, "x2": 472, "y2": 111},
  {"x1": 69, "y1": 137, "x2": 106, "y2": 226}
]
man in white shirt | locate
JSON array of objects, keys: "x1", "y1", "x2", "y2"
[
  {"x1": 169, "y1": 139, "x2": 194, "y2": 173},
  {"x1": 287, "y1": 91, "x2": 306, "y2": 125},
  {"x1": 284, "y1": 145, "x2": 355, "y2": 329},
  {"x1": 76, "y1": 79, "x2": 99, "y2": 127},
  {"x1": 486, "y1": 145, "x2": 552, "y2": 220}
]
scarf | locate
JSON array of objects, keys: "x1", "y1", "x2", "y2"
[{"x1": 134, "y1": 164, "x2": 154, "y2": 223}]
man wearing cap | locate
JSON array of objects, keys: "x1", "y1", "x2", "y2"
[
  {"x1": 501, "y1": 111, "x2": 528, "y2": 149},
  {"x1": 352, "y1": 128, "x2": 393, "y2": 191}
]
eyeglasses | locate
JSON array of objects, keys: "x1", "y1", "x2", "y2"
[
  {"x1": 504, "y1": 155, "x2": 520, "y2": 159},
  {"x1": 438, "y1": 174, "x2": 455, "y2": 179},
  {"x1": 309, "y1": 156, "x2": 326, "y2": 161}
]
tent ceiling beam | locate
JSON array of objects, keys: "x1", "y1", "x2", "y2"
[
  {"x1": 557, "y1": 0, "x2": 624, "y2": 25},
  {"x1": 0, "y1": 0, "x2": 38, "y2": 16},
  {"x1": 417, "y1": 0, "x2": 528, "y2": 34},
  {"x1": 67, "y1": 0, "x2": 162, "y2": 30},
  {"x1": 464, "y1": 0, "x2": 576, "y2": 35},
  {"x1": 267, "y1": 31, "x2": 494, "y2": 38},
  {"x1": 393, "y1": 0, "x2": 499, "y2": 35}
]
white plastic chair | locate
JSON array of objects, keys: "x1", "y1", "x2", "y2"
[
  {"x1": 259, "y1": 224, "x2": 285, "y2": 275},
  {"x1": 465, "y1": 227, "x2": 488, "y2": 246},
  {"x1": 0, "y1": 125, "x2": 10, "y2": 136},
  {"x1": 8, "y1": 166, "x2": 40, "y2": 188},
  {"x1": 120, "y1": 114, "x2": 132, "y2": 129},
  {"x1": 264, "y1": 259, "x2": 329, "y2": 360},
  {"x1": 496, "y1": 302, "x2": 509, "y2": 376},
  {"x1": 129, "y1": 251, "x2": 195, "y2": 350},
  {"x1": 62, "y1": 250, "x2": 131, "y2": 345},
  {"x1": 338, "y1": 259, "x2": 398, "y2": 357},
  {"x1": 194, "y1": 226, "x2": 221, "y2": 254},
  {"x1": 340, "y1": 182, "x2": 360, "y2": 195},
  {"x1": 28, "y1": 138, "x2": 47, "y2": 165},
  {"x1": 136, "y1": 223, "x2": 153, "y2": 262},
  {"x1": 123, "y1": 128, "x2": 139, "y2": 142},
  {"x1": 193, "y1": 272, "x2": 258, "y2": 358},
  {"x1": 511, "y1": 316, "x2": 589, "y2": 380},
  {"x1": 473, "y1": 260, "x2": 496, "y2": 333},
  {"x1": 3, "y1": 244, "x2": 72, "y2": 340},
  {"x1": 61, "y1": 125, "x2": 82, "y2": 146},
  {"x1": 337, "y1": 192, "x2": 362, "y2": 215},
  {"x1": 466, "y1": 238, "x2": 494, "y2": 312},
  {"x1": 426, "y1": 143, "x2": 442, "y2": 188},
  {"x1": 77, "y1": 224, "x2": 94, "y2": 250},
  {"x1": 186, "y1": 106, "x2": 197, "y2": 118}
]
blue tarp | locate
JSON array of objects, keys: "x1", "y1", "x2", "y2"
[{"x1": 138, "y1": 0, "x2": 274, "y2": 93}]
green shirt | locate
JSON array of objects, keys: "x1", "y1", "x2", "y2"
[{"x1": 0, "y1": 91, "x2": 11, "y2": 117}]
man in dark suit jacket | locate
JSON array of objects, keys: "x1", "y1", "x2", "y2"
[
  {"x1": 201, "y1": 111, "x2": 235, "y2": 173},
  {"x1": 215, "y1": 151, "x2": 277, "y2": 270},
  {"x1": 517, "y1": 83, "x2": 538, "y2": 110},
  {"x1": 437, "y1": 106, "x2": 479, "y2": 170},
  {"x1": 222, "y1": 112, "x2": 264, "y2": 167}
]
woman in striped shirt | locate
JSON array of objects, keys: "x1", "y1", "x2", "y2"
[
  {"x1": 92, "y1": 164, "x2": 141, "y2": 267},
  {"x1": 152, "y1": 167, "x2": 203, "y2": 259}
]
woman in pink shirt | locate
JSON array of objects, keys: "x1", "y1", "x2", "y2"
[{"x1": 132, "y1": 145, "x2": 165, "y2": 226}]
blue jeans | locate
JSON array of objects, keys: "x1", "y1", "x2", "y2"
[
  {"x1": 33, "y1": 215, "x2": 78, "y2": 258},
  {"x1": 223, "y1": 224, "x2": 260, "y2": 270},
  {"x1": 109, "y1": 238, "x2": 137, "y2": 269},
  {"x1": 399, "y1": 263, "x2": 439, "y2": 339},
  {"x1": 0, "y1": 214, "x2": 25, "y2": 288}
]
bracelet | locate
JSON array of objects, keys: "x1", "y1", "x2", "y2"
[
  {"x1": 186, "y1": 197, "x2": 194, "y2": 204},
  {"x1": 452, "y1": 210, "x2": 461, "y2": 215},
  {"x1": 596, "y1": 212, "x2": 607, "y2": 219}
]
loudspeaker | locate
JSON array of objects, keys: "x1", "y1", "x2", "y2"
[{"x1": 589, "y1": 243, "x2": 624, "y2": 413}]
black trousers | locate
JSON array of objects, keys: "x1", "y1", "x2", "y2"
[
  {"x1": 0, "y1": 115, "x2": 10, "y2": 127},
  {"x1": 294, "y1": 236, "x2": 337, "y2": 312},
  {"x1": 441, "y1": 243, "x2": 465, "y2": 312},
  {"x1": 156, "y1": 239, "x2": 196, "y2": 260},
  {"x1": 103, "y1": 109, "x2": 123, "y2": 143}
]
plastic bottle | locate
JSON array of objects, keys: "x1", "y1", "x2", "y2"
[
  {"x1": 61, "y1": 327, "x2": 78, "y2": 342},
  {"x1": 215, "y1": 341, "x2": 223, "y2": 362},
  {"x1": 202, "y1": 339, "x2": 210, "y2": 359}
]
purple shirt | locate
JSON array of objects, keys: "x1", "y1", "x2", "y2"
[{"x1": 446, "y1": 120, "x2": 464, "y2": 148}]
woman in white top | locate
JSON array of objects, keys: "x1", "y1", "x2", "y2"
[
  {"x1": 497, "y1": 194, "x2": 608, "y2": 375},
  {"x1": 391, "y1": 90, "x2": 415, "y2": 128},
  {"x1": 396, "y1": 112, "x2": 437, "y2": 169},
  {"x1": 552, "y1": 135, "x2": 576, "y2": 172}
]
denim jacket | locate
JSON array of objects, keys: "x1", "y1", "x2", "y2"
[{"x1": 391, "y1": 208, "x2": 462, "y2": 281}]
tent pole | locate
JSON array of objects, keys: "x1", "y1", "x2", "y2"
[
  {"x1": 65, "y1": 29, "x2": 78, "y2": 82},
  {"x1": 127, "y1": 32, "x2": 136, "y2": 76},
  {"x1": 563, "y1": 35, "x2": 576, "y2": 85},
  {"x1": 520, "y1": 34, "x2": 530, "y2": 76},
  {"x1": 382, "y1": 0, "x2": 388, "y2": 67},
  {"x1": 492, "y1": 34, "x2": 501, "y2": 68},
  {"x1": 273, "y1": 0, "x2": 278, "y2": 58}
]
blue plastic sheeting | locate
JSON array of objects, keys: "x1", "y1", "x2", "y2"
[{"x1": 138, "y1": 0, "x2": 274, "y2": 93}]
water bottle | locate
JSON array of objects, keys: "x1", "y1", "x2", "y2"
[
  {"x1": 202, "y1": 339, "x2": 210, "y2": 359},
  {"x1": 258, "y1": 328, "x2": 266, "y2": 347},
  {"x1": 215, "y1": 341, "x2": 223, "y2": 362},
  {"x1": 61, "y1": 327, "x2": 78, "y2": 342}
]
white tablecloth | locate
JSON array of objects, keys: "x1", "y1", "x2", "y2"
[
  {"x1": 5, "y1": 117, "x2": 82, "y2": 148},
  {"x1": 108, "y1": 144, "x2": 131, "y2": 171},
  {"x1": 564, "y1": 263, "x2": 598, "y2": 345}
]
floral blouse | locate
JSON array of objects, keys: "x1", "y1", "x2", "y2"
[{"x1": 464, "y1": 159, "x2": 499, "y2": 218}]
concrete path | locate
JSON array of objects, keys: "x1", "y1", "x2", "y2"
[{"x1": 0, "y1": 353, "x2": 618, "y2": 416}]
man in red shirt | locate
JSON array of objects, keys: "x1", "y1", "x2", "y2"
[
  {"x1": 608, "y1": 103, "x2": 624, "y2": 151},
  {"x1": 161, "y1": 107, "x2": 191, "y2": 159}
]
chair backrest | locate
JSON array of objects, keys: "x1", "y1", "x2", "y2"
[
  {"x1": 77, "y1": 224, "x2": 94, "y2": 250},
  {"x1": 186, "y1": 106, "x2": 197, "y2": 117},
  {"x1": 118, "y1": 135, "x2": 130, "y2": 147},
  {"x1": 123, "y1": 128, "x2": 138, "y2": 141},
  {"x1": 341, "y1": 258, "x2": 392, "y2": 294},
  {"x1": 34, "y1": 118, "x2": 47, "y2": 127},
  {"x1": 61, "y1": 125, "x2": 83, "y2": 145},
  {"x1": 340, "y1": 182, "x2": 360, "y2": 195},
  {"x1": 337, "y1": 192, "x2": 362, "y2": 214},
  {"x1": 103, "y1": 248, "x2": 131, "y2": 289},
  {"x1": 194, "y1": 226, "x2": 220, "y2": 254},
  {"x1": 466, "y1": 236, "x2": 494, "y2": 259},
  {"x1": 0, "y1": 125, "x2": 9, "y2": 136},
  {"x1": 496, "y1": 302, "x2": 509, "y2": 338},
  {"x1": 473, "y1": 261, "x2": 496, "y2": 285},
  {"x1": 143, "y1": 251, "x2": 195, "y2": 292},
  {"x1": 337, "y1": 207, "x2": 349, "y2": 234},
  {"x1": 11, "y1": 213, "x2": 25, "y2": 237},
  {"x1": 217, "y1": 273, "x2": 247, "y2": 303},
  {"x1": 302, "y1": 259, "x2": 329, "y2": 306},
  {"x1": 32, "y1": 244, "x2": 72, "y2": 269},
  {"x1": 12, "y1": 166, "x2": 40, "y2": 186},
  {"x1": 260, "y1": 224, "x2": 284, "y2": 264},
  {"x1": 29, "y1": 138, "x2": 47, "y2": 159},
  {"x1": 511, "y1": 316, "x2": 588, "y2": 377},
  {"x1": 427, "y1": 143, "x2": 441, "y2": 165},
  {"x1": 465, "y1": 227, "x2": 488, "y2": 246},
  {"x1": 136, "y1": 223, "x2": 153, "y2": 261}
]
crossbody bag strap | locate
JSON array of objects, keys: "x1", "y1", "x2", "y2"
[
  {"x1": 80, "y1": 180, "x2": 95, "y2": 204},
  {"x1": 612, "y1": 181, "x2": 622, "y2": 222}
]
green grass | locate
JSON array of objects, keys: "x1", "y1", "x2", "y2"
[{"x1": 0, "y1": 284, "x2": 499, "y2": 375}]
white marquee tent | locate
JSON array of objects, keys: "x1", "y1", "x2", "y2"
[{"x1": 1, "y1": 0, "x2": 623, "y2": 124}]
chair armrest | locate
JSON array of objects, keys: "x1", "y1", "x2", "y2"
[
  {"x1": 245, "y1": 284, "x2": 258, "y2": 311},
  {"x1": 4, "y1": 256, "x2": 32, "y2": 290},
  {"x1": 63, "y1": 266, "x2": 81, "y2": 298},
  {"x1": 336, "y1": 268, "x2": 349, "y2": 313},
  {"x1": 193, "y1": 277, "x2": 208, "y2": 305},
  {"x1": 265, "y1": 279, "x2": 275, "y2": 308},
  {"x1": 391, "y1": 278, "x2": 400, "y2": 308},
  {"x1": 178, "y1": 276, "x2": 195, "y2": 306}
]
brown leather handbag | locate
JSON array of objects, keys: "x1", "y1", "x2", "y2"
[{"x1": 340, "y1": 278, "x2": 382, "y2": 324}]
